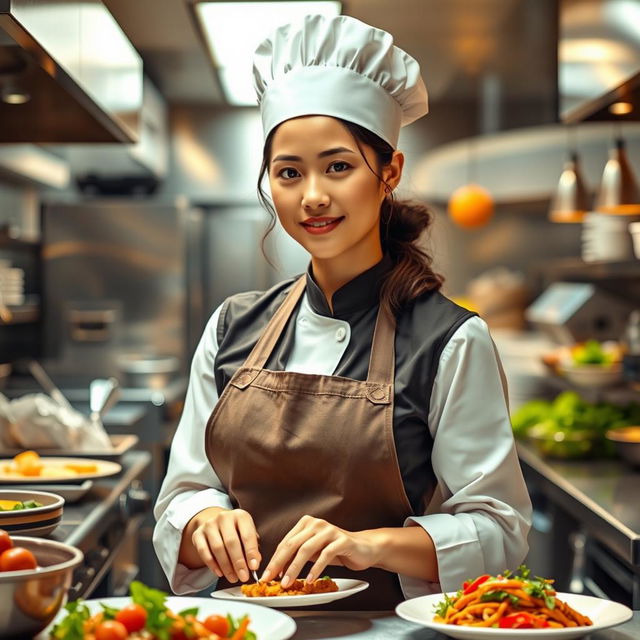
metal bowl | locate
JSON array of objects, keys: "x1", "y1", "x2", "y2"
[
  {"x1": 606, "y1": 426, "x2": 640, "y2": 467},
  {"x1": 0, "y1": 536, "x2": 83, "y2": 639},
  {"x1": 0, "y1": 490, "x2": 65, "y2": 537},
  {"x1": 116, "y1": 353, "x2": 179, "y2": 389}
]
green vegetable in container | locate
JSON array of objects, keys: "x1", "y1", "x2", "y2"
[{"x1": 571, "y1": 340, "x2": 615, "y2": 366}]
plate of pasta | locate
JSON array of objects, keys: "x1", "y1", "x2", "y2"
[{"x1": 395, "y1": 566, "x2": 633, "y2": 640}]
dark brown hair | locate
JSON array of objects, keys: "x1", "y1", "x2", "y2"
[{"x1": 257, "y1": 117, "x2": 444, "y2": 314}]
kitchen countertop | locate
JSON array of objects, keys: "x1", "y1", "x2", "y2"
[
  {"x1": 285, "y1": 610, "x2": 640, "y2": 639},
  {"x1": 48, "y1": 450, "x2": 151, "y2": 548},
  {"x1": 517, "y1": 441, "x2": 640, "y2": 567}
]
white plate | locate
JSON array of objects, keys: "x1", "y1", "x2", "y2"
[
  {"x1": 395, "y1": 592, "x2": 633, "y2": 640},
  {"x1": 212, "y1": 578, "x2": 369, "y2": 608},
  {"x1": 0, "y1": 457, "x2": 121, "y2": 483},
  {"x1": 37, "y1": 596, "x2": 296, "y2": 640},
  {"x1": 1, "y1": 480, "x2": 94, "y2": 502}
]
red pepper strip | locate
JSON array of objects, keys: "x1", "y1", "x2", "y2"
[
  {"x1": 499, "y1": 612, "x2": 550, "y2": 629},
  {"x1": 462, "y1": 575, "x2": 490, "y2": 594}
]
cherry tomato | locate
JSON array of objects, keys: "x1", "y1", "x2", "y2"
[
  {"x1": 95, "y1": 620, "x2": 128, "y2": 640},
  {"x1": 203, "y1": 614, "x2": 230, "y2": 636},
  {"x1": 0, "y1": 546, "x2": 37, "y2": 572},
  {"x1": 115, "y1": 602, "x2": 147, "y2": 632},
  {"x1": 0, "y1": 530, "x2": 13, "y2": 555}
]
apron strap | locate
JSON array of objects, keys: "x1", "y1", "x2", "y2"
[
  {"x1": 243, "y1": 275, "x2": 307, "y2": 370},
  {"x1": 367, "y1": 304, "x2": 396, "y2": 386},
  {"x1": 242, "y1": 272, "x2": 396, "y2": 386}
]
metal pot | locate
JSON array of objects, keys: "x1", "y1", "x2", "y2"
[{"x1": 116, "y1": 354, "x2": 179, "y2": 389}]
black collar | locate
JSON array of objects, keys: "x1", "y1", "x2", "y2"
[{"x1": 305, "y1": 254, "x2": 393, "y2": 320}]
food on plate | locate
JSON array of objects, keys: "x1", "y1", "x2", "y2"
[
  {"x1": 50, "y1": 581, "x2": 256, "y2": 640},
  {"x1": 240, "y1": 576, "x2": 339, "y2": 597},
  {"x1": 433, "y1": 565, "x2": 593, "y2": 629},
  {"x1": 0, "y1": 498, "x2": 43, "y2": 511},
  {"x1": 2, "y1": 450, "x2": 98, "y2": 478},
  {"x1": 0, "y1": 528, "x2": 38, "y2": 571}
]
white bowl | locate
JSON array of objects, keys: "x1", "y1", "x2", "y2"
[
  {"x1": 0, "y1": 490, "x2": 64, "y2": 536},
  {"x1": 558, "y1": 363, "x2": 623, "y2": 388}
]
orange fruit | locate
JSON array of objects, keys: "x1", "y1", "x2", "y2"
[{"x1": 448, "y1": 183, "x2": 494, "y2": 228}]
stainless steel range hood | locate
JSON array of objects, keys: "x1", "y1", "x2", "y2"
[{"x1": 0, "y1": 0, "x2": 142, "y2": 143}]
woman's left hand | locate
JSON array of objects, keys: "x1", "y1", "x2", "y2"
[{"x1": 259, "y1": 515, "x2": 383, "y2": 587}]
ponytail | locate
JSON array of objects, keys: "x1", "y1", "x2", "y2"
[{"x1": 379, "y1": 196, "x2": 443, "y2": 315}]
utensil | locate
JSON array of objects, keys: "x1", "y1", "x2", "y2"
[
  {"x1": 89, "y1": 377, "x2": 121, "y2": 423},
  {"x1": 0, "y1": 536, "x2": 83, "y2": 639},
  {"x1": 252, "y1": 570, "x2": 260, "y2": 583},
  {"x1": 27, "y1": 361, "x2": 73, "y2": 410}
]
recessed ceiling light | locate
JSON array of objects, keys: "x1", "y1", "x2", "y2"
[{"x1": 193, "y1": 1, "x2": 341, "y2": 106}]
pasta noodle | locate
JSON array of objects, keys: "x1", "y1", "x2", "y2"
[
  {"x1": 433, "y1": 566, "x2": 593, "y2": 629},
  {"x1": 241, "y1": 576, "x2": 339, "y2": 597}
]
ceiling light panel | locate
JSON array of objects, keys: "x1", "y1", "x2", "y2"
[{"x1": 195, "y1": 1, "x2": 341, "y2": 106}]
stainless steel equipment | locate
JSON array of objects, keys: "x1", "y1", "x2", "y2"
[
  {"x1": 0, "y1": 1, "x2": 142, "y2": 143},
  {"x1": 525, "y1": 281, "x2": 636, "y2": 344},
  {"x1": 41, "y1": 200, "x2": 205, "y2": 387}
]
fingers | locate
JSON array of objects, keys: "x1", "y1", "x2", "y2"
[
  {"x1": 237, "y1": 513, "x2": 262, "y2": 572},
  {"x1": 194, "y1": 509, "x2": 260, "y2": 583},
  {"x1": 306, "y1": 539, "x2": 343, "y2": 582},
  {"x1": 191, "y1": 529, "x2": 223, "y2": 578},
  {"x1": 261, "y1": 516, "x2": 340, "y2": 586},
  {"x1": 280, "y1": 532, "x2": 334, "y2": 587}
]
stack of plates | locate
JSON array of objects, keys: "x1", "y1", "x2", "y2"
[
  {"x1": 581, "y1": 212, "x2": 640, "y2": 262},
  {"x1": 0, "y1": 262, "x2": 25, "y2": 307}
]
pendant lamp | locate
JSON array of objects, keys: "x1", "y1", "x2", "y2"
[
  {"x1": 548, "y1": 151, "x2": 590, "y2": 223},
  {"x1": 595, "y1": 137, "x2": 640, "y2": 215}
]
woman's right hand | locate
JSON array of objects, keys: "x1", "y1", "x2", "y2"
[{"x1": 180, "y1": 506, "x2": 261, "y2": 583}]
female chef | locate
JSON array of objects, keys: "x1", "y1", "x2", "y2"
[{"x1": 153, "y1": 14, "x2": 531, "y2": 609}]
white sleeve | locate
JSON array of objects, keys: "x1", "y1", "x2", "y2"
[
  {"x1": 399, "y1": 315, "x2": 532, "y2": 599},
  {"x1": 152, "y1": 303, "x2": 233, "y2": 595}
]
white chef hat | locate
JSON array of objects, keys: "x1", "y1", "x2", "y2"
[{"x1": 253, "y1": 14, "x2": 428, "y2": 149}]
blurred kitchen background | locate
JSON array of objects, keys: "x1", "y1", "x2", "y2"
[{"x1": 1, "y1": 0, "x2": 640, "y2": 608}]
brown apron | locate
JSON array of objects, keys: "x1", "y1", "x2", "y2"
[{"x1": 205, "y1": 275, "x2": 417, "y2": 610}]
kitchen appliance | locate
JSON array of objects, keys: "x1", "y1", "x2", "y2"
[
  {"x1": 0, "y1": 0, "x2": 142, "y2": 143},
  {"x1": 525, "y1": 282, "x2": 635, "y2": 344},
  {"x1": 40, "y1": 200, "x2": 205, "y2": 387}
]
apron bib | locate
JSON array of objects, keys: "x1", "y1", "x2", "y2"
[{"x1": 205, "y1": 275, "x2": 415, "y2": 609}]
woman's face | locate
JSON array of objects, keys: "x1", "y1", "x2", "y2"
[{"x1": 268, "y1": 116, "x2": 403, "y2": 264}]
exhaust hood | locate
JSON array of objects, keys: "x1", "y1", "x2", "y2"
[{"x1": 0, "y1": 0, "x2": 143, "y2": 143}]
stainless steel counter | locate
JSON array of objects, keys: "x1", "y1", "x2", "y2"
[
  {"x1": 286, "y1": 610, "x2": 640, "y2": 639},
  {"x1": 517, "y1": 441, "x2": 640, "y2": 608},
  {"x1": 517, "y1": 442, "x2": 640, "y2": 567}
]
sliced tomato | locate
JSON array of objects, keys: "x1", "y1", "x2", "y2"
[
  {"x1": 499, "y1": 612, "x2": 550, "y2": 629},
  {"x1": 462, "y1": 574, "x2": 490, "y2": 594}
]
